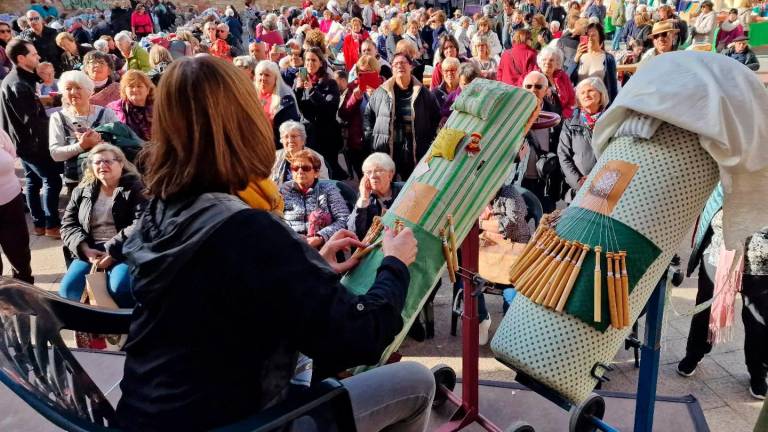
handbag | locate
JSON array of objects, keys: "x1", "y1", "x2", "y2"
[
  {"x1": 76, "y1": 265, "x2": 122, "y2": 350},
  {"x1": 478, "y1": 231, "x2": 527, "y2": 285},
  {"x1": 84, "y1": 264, "x2": 119, "y2": 309}
]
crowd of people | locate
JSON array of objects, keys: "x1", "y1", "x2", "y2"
[{"x1": 0, "y1": 0, "x2": 766, "y2": 428}]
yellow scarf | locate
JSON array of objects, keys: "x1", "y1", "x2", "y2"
[{"x1": 238, "y1": 178, "x2": 284, "y2": 216}]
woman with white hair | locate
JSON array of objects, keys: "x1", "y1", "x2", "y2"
[
  {"x1": 49, "y1": 70, "x2": 118, "y2": 183},
  {"x1": 469, "y1": 35, "x2": 498, "y2": 80},
  {"x1": 557, "y1": 77, "x2": 609, "y2": 201},
  {"x1": 270, "y1": 120, "x2": 329, "y2": 187},
  {"x1": 348, "y1": 152, "x2": 400, "y2": 240},
  {"x1": 233, "y1": 55, "x2": 257, "y2": 80},
  {"x1": 256, "y1": 13, "x2": 285, "y2": 52},
  {"x1": 254, "y1": 60, "x2": 301, "y2": 149},
  {"x1": 536, "y1": 45, "x2": 575, "y2": 119},
  {"x1": 114, "y1": 30, "x2": 150, "y2": 72}
]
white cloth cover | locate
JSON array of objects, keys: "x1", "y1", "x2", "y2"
[{"x1": 593, "y1": 51, "x2": 768, "y2": 254}]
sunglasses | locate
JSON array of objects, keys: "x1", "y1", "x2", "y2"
[
  {"x1": 524, "y1": 83, "x2": 544, "y2": 90},
  {"x1": 291, "y1": 164, "x2": 314, "y2": 172},
  {"x1": 653, "y1": 32, "x2": 671, "y2": 39},
  {"x1": 0, "y1": 29, "x2": 10, "y2": 34}
]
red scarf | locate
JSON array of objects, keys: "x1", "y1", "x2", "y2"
[{"x1": 581, "y1": 109, "x2": 602, "y2": 130}]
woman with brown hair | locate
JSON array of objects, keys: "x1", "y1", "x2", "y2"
[
  {"x1": 294, "y1": 47, "x2": 347, "y2": 179},
  {"x1": 116, "y1": 55, "x2": 432, "y2": 432},
  {"x1": 106, "y1": 70, "x2": 154, "y2": 141}
]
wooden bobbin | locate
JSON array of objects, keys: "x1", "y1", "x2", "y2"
[
  {"x1": 615, "y1": 253, "x2": 626, "y2": 328},
  {"x1": 620, "y1": 252, "x2": 630, "y2": 327},
  {"x1": 509, "y1": 224, "x2": 548, "y2": 280},
  {"x1": 447, "y1": 215, "x2": 459, "y2": 274},
  {"x1": 517, "y1": 234, "x2": 560, "y2": 296},
  {"x1": 606, "y1": 251, "x2": 618, "y2": 328},
  {"x1": 556, "y1": 244, "x2": 591, "y2": 312},
  {"x1": 594, "y1": 246, "x2": 603, "y2": 323},
  {"x1": 525, "y1": 238, "x2": 567, "y2": 300},
  {"x1": 534, "y1": 241, "x2": 572, "y2": 305},
  {"x1": 510, "y1": 229, "x2": 553, "y2": 285},
  {"x1": 440, "y1": 228, "x2": 456, "y2": 284},
  {"x1": 545, "y1": 243, "x2": 580, "y2": 308}
]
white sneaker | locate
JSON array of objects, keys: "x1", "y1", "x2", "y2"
[{"x1": 479, "y1": 317, "x2": 492, "y2": 346}]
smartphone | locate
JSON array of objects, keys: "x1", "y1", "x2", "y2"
[
  {"x1": 72, "y1": 121, "x2": 88, "y2": 134},
  {"x1": 298, "y1": 67, "x2": 308, "y2": 80},
  {"x1": 580, "y1": 35, "x2": 589, "y2": 46}
]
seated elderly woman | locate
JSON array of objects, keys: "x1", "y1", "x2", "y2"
[
  {"x1": 82, "y1": 50, "x2": 121, "y2": 106},
  {"x1": 233, "y1": 55, "x2": 257, "y2": 81},
  {"x1": 270, "y1": 121, "x2": 329, "y2": 186},
  {"x1": 279, "y1": 149, "x2": 349, "y2": 249},
  {"x1": 114, "y1": 31, "x2": 151, "y2": 73},
  {"x1": 107, "y1": 70, "x2": 154, "y2": 141},
  {"x1": 557, "y1": 77, "x2": 609, "y2": 201},
  {"x1": 348, "y1": 152, "x2": 401, "y2": 239},
  {"x1": 49, "y1": 70, "x2": 118, "y2": 184},
  {"x1": 59, "y1": 143, "x2": 147, "y2": 308},
  {"x1": 254, "y1": 60, "x2": 301, "y2": 149}
]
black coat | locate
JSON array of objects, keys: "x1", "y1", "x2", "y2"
[
  {"x1": 117, "y1": 195, "x2": 409, "y2": 431},
  {"x1": 272, "y1": 86, "x2": 301, "y2": 149},
  {"x1": 110, "y1": 7, "x2": 133, "y2": 34},
  {"x1": 363, "y1": 77, "x2": 440, "y2": 171},
  {"x1": 60, "y1": 174, "x2": 147, "y2": 262},
  {"x1": 294, "y1": 76, "x2": 343, "y2": 154},
  {"x1": 20, "y1": 27, "x2": 64, "y2": 76},
  {"x1": 0, "y1": 67, "x2": 52, "y2": 162}
]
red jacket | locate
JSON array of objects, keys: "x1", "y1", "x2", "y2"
[
  {"x1": 298, "y1": 14, "x2": 320, "y2": 29},
  {"x1": 342, "y1": 31, "x2": 369, "y2": 72},
  {"x1": 338, "y1": 79, "x2": 380, "y2": 151},
  {"x1": 131, "y1": 11, "x2": 154, "y2": 35},
  {"x1": 497, "y1": 43, "x2": 537, "y2": 86},
  {"x1": 535, "y1": 66, "x2": 575, "y2": 119}
]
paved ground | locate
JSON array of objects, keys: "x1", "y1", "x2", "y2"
[
  {"x1": 3, "y1": 142, "x2": 766, "y2": 432},
  {"x1": 3, "y1": 202, "x2": 764, "y2": 432}
]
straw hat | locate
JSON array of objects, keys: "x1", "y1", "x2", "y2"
[{"x1": 650, "y1": 20, "x2": 679, "y2": 37}]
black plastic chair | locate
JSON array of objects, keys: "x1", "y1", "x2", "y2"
[
  {"x1": 319, "y1": 179, "x2": 358, "y2": 212},
  {"x1": 0, "y1": 278, "x2": 357, "y2": 432}
]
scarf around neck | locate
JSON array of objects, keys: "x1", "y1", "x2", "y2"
[{"x1": 237, "y1": 178, "x2": 284, "y2": 216}]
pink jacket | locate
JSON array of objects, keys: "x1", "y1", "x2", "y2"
[
  {"x1": 497, "y1": 43, "x2": 537, "y2": 86},
  {"x1": 131, "y1": 11, "x2": 154, "y2": 35}
]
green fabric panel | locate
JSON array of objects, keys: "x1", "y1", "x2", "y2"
[
  {"x1": 755, "y1": 400, "x2": 768, "y2": 432},
  {"x1": 342, "y1": 212, "x2": 446, "y2": 370},
  {"x1": 555, "y1": 207, "x2": 662, "y2": 332},
  {"x1": 750, "y1": 21, "x2": 768, "y2": 48}
]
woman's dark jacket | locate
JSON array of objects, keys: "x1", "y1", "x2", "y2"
[
  {"x1": 348, "y1": 182, "x2": 403, "y2": 239},
  {"x1": 272, "y1": 83, "x2": 301, "y2": 149},
  {"x1": 557, "y1": 109, "x2": 597, "y2": 191},
  {"x1": 60, "y1": 173, "x2": 147, "y2": 262},
  {"x1": 294, "y1": 75, "x2": 343, "y2": 155},
  {"x1": 116, "y1": 193, "x2": 409, "y2": 431}
]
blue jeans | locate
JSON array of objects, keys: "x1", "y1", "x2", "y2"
[
  {"x1": 59, "y1": 259, "x2": 135, "y2": 308},
  {"x1": 612, "y1": 25, "x2": 624, "y2": 51},
  {"x1": 21, "y1": 158, "x2": 62, "y2": 228}
]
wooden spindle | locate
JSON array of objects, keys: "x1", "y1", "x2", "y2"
[
  {"x1": 534, "y1": 241, "x2": 572, "y2": 305},
  {"x1": 606, "y1": 251, "x2": 618, "y2": 327},
  {"x1": 545, "y1": 243, "x2": 580, "y2": 308},
  {"x1": 556, "y1": 244, "x2": 590, "y2": 312},
  {"x1": 594, "y1": 246, "x2": 603, "y2": 323},
  {"x1": 524, "y1": 238, "x2": 566, "y2": 299},
  {"x1": 620, "y1": 252, "x2": 630, "y2": 327}
]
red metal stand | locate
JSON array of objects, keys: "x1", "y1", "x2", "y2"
[{"x1": 436, "y1": 223, "x2": 503, "y2": 432}]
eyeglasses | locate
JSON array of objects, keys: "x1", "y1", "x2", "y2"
[
  {"x1": 87, "y1": 60, "x2": 108, "y2": 66},
  {"x1": 28, "y1": 17, "x2": 41, "y2": 22},
  {"x1": 91, "y1": 159, "x2": 119, "y2": 166},
  {"x1": 524, "y1": 83, "x2": 545, "y2": 90},
  {"x1": 443, "y1": 68, "x2": 458, "y2": 73},
  {"x1": 291, "y1": 164, "x2": 314, "y2": 172},
  {"x1": 363, "y1": 168, "x2": 389, "y2": 176},
  {"x1": 0, "y1": 29, "x2": 11, "y2": 34}
]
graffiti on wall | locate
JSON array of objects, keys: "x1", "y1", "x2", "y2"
[{"x1": 60, "y1": 0, "x2": 109, "y2": 10}]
